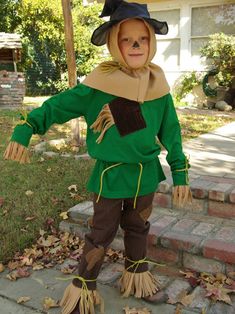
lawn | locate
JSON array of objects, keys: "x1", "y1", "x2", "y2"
[{"x1": 0, "y1": 102, "x2": 234, "y2": 264}]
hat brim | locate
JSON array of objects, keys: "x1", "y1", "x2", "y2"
[{"x1": 91, "y1": 18, "x2": 168, "y2": 46}]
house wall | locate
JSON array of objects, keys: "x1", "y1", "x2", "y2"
[{"x1": 148, "y1": 0, "x2": 235, "y2": 87}]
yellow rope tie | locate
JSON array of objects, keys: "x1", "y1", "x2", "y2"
[
  {"x1": 100, "y1": 61, "x2": 121, "y2": 74},
  {"x1": 174, "y1": 155, "x2": 190, "y2": 185},
  {"x1": 126, "y1": 257, "x2": 165, "y2": 273},
  {"x1": 96, "y1": 163, "x2": 123, "y2": 203},
  {"x1": 18, "y1": 110, "x2": 33, "y2": 128},
  {"x1": 56, "y1": 275, "x2": 97, "y2": 305},
  {"x1": 133, "y1": 163, "x2": 143, "y2": 209}
]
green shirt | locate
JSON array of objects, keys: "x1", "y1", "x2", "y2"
[{"x1": 11, "y1": 83, "x2": 189, "y2": 198}]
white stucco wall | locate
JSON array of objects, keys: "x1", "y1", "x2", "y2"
[{"x1": 148, "y1": 0, "x2": 235, "y2": 88}]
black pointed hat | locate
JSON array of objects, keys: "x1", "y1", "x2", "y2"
[{"x1": 91, "y1": 0, "x2": 168, "y2": 46}]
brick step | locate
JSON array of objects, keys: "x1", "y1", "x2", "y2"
[
  {"x1": 155, "y1": 175, "x2": 235, "y2": 219},
  {"x1": 59, "y1": 201, "x2": 235, "y2": 276}
]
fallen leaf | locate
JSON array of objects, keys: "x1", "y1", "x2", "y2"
[
  {"x1": 7, "y1": 261, "x2": 20, "y2": 270},
  {"x1": 68, "y1": 184, "x2": 77, "y2": 192},
  {"x1": 201, "y1": 308, "x2": 207, "y2": 314},
  {"x1": 180, "y1": 292, "x2": 194, "y2": 306},
  {"x1": 0, "y1": 263, "x2": 5, "y2": 272},
  {"x1": 32, "y1": 264, "x2": 44, "y2": 271},
  {"x1": 205, "y1": 282, "x2": 233, "y2": 305},
  {"x1": 17, "y1": 296, "x2": 31, "y2": 304},
  {"x1": 228, "y1": 271, "x2": 235, "y2": 280},
  {"x1": 174, "y1": 305, "x2": 182, "y2": 314},
  {"x1": 180, "y1": 270, "x2": 196, "y2": 279},
  {"x1": 60, "y1": 211, "x2": 69, "y2": 220},
  {"x1": 61, "y1": 266, "x2": 76, "y2": 274},
  {"x1": 17, "y1": 267, "x2": 31, "y2": 278},
  {"x1": 25, "y1": 190, "x2": 34, "y2": 196},
  {"x1": 123, "y1": 306, "x2": 151, "y2": 314},
  {"x1": 43, "y1": 297, "x2": 59, "y2": 310},
  {"x1": 39, "y1": 229, "x2": 47, "y2": 236},
  {"x1": 25, "y1": 216, "x2": 36, "y2": 221},
  {"x1": 2, "y1": 209, "x2": 9, "y2": 216}
]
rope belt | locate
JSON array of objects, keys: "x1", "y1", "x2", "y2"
[{"x1": 96, "y1": 162, "x2": 143, "y2": 209}]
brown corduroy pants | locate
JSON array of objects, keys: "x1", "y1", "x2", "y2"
[{"x1": 72, "y1": 192, "x2": 154, "y2": 290}]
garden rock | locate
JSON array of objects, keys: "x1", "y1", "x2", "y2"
[{"x1": 215, "y1": 100, "x2": 232, "y2": 111}]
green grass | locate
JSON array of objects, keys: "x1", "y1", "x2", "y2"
[
  {"x1": 178, "y1": 113, "x2": 234, "y2": 141},
  {"x1": 0, "y1": 104, "x2": 234, "y2": 264},
  {"x1": 0, "y1": 109, "x2": 94, "y2": 263}
]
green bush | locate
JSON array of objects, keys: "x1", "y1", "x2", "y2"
[
  {"x1": 173, "y1": 71, "x2": 203, "y2": 102},
  {"x1": 200, "y1": 33, "x2": 235, "y2": 88}
]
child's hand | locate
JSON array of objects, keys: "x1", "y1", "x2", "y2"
[
  {"x1": 3, "y1": 142, "x2": 30, "y2": 164},
  {"x1": 172, "y1": 185, "x2": 193, "y2": 208}
]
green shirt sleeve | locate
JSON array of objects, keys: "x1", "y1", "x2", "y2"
[
  {"x1": 158, "y1": 93, "x2": 189, "y2": 186},
  {"x1": 11, "y1": 84, "x2": 93, "y2": 147}
]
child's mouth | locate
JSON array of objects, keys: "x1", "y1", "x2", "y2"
[{"x1": 128, "y1": 54, "x2": 143, "y2": 57}]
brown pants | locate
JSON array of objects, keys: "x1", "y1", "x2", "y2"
[{"x1": 73, "y1": 193, "x2": 154, "y2": 290}]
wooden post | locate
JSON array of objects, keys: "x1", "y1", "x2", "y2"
[{"x1": 61, "y1": 0, "x2": 80, "y2": 144}]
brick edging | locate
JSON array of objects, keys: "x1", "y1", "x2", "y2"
[{"x1": 155, "y1": 175, "x2": 235, "y2": 219}]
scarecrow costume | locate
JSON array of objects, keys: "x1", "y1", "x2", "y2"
[{"x1": 4, "y1": 1, "x2": 192, "y2": 313}]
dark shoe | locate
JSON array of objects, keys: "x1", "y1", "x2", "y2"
[{"x1": 142, "y1": 290, "x2": 168, "y2": 304}]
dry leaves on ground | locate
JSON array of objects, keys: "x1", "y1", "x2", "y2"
[
  {"x1": 6, "y1": 267, "x2": 31, "y2": 280},
  {"x1": 59, "y1": 211, "x2": 69, "y2": 220},
  {"x1": 17, "y1": 296, "x2": 31, "y2": 304},
  {"x1": 179, "y1": 270, "x2": 235, "y2": 305},
  {"x1": 4, "y1": 219, "x2": 124, "y2": 280},
  {"x1": 43, "y1": 297, "x2": 59, "y2": 310},
  {"x1": 68, "y1": 184, "x2": 78, "y2": 192},
  {"x1": 123, "y1": 306, "x2": 151, "y2": 314},
  {"x1": 174, "y1": 304, "x2": 182, "y2": 314},
  {"x1": 25, "y1": 190, "x2": 34, "y2": 196},
  {"x1": 104, "y1": 248, "x2": 124, "y2": 262}
]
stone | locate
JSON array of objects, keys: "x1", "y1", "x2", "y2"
[
  {"x1": 166, "y1": 279, "x2": 191, "y2": 302},
  {"x1": 183, "y1": 252, "x2": 224, "y2": 274},
  {"x1": 215, "y1": 100, "x2": 232, "y2": 111},
  {"x1": 34, "y1": 141, "x2": 46, "y2": 153},
  {"x1": 188, "y1": 286, "x2": 210, "y2": 311}
]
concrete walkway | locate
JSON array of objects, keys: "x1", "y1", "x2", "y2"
[
  {"x1": 0, "y1": 121, "x2": 235, "y2": 314},
  {"x1": 159, "y1": 121, "x2": 235, "y2": 179}
]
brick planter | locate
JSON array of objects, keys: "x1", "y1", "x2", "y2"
[{"x1": 0, "y1": 70, "x2": 25, "y2": 108}]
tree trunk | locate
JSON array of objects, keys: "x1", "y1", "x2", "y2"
[{"x1": 61, "y1": 0, "x2": 80, "y2": 145}]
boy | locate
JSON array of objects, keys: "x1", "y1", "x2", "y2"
[{"x1": 4, "y1": 1, "x2": 192, "y2": 313}]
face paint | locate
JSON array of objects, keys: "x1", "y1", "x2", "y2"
[{"x1": 132, "y1": 41, "x2": 140, "y2": 48}]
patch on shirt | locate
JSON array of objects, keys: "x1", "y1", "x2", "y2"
[{"x1": 109, "y1": 97, "x2": 146, "y2": 136}]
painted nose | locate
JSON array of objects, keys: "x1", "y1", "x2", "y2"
[{"x1": 132, "y1": 41, "x2": 140, "y2": 48}]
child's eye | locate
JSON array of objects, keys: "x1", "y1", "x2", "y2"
[
  {"x1": 140, "y1": 36, "x2": 149, "y2": 43},
  {"x1": 121, "y1": 38, "x2": 131, "y2": 43}
]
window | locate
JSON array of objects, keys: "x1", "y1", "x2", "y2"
[
  {"x1": 191, "y1": 3, "x2": 235, "y2": 67},
  {"x1": 151, "y1": 9, "x2": 180, "y2": 69}
]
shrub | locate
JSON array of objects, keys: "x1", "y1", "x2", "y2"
[
  {"x1": 173, "y1": 71, "x2": 203, "y2": 102},
  {"x1": 200, "y1": 33, "x2": 235, "y2": 88}
]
